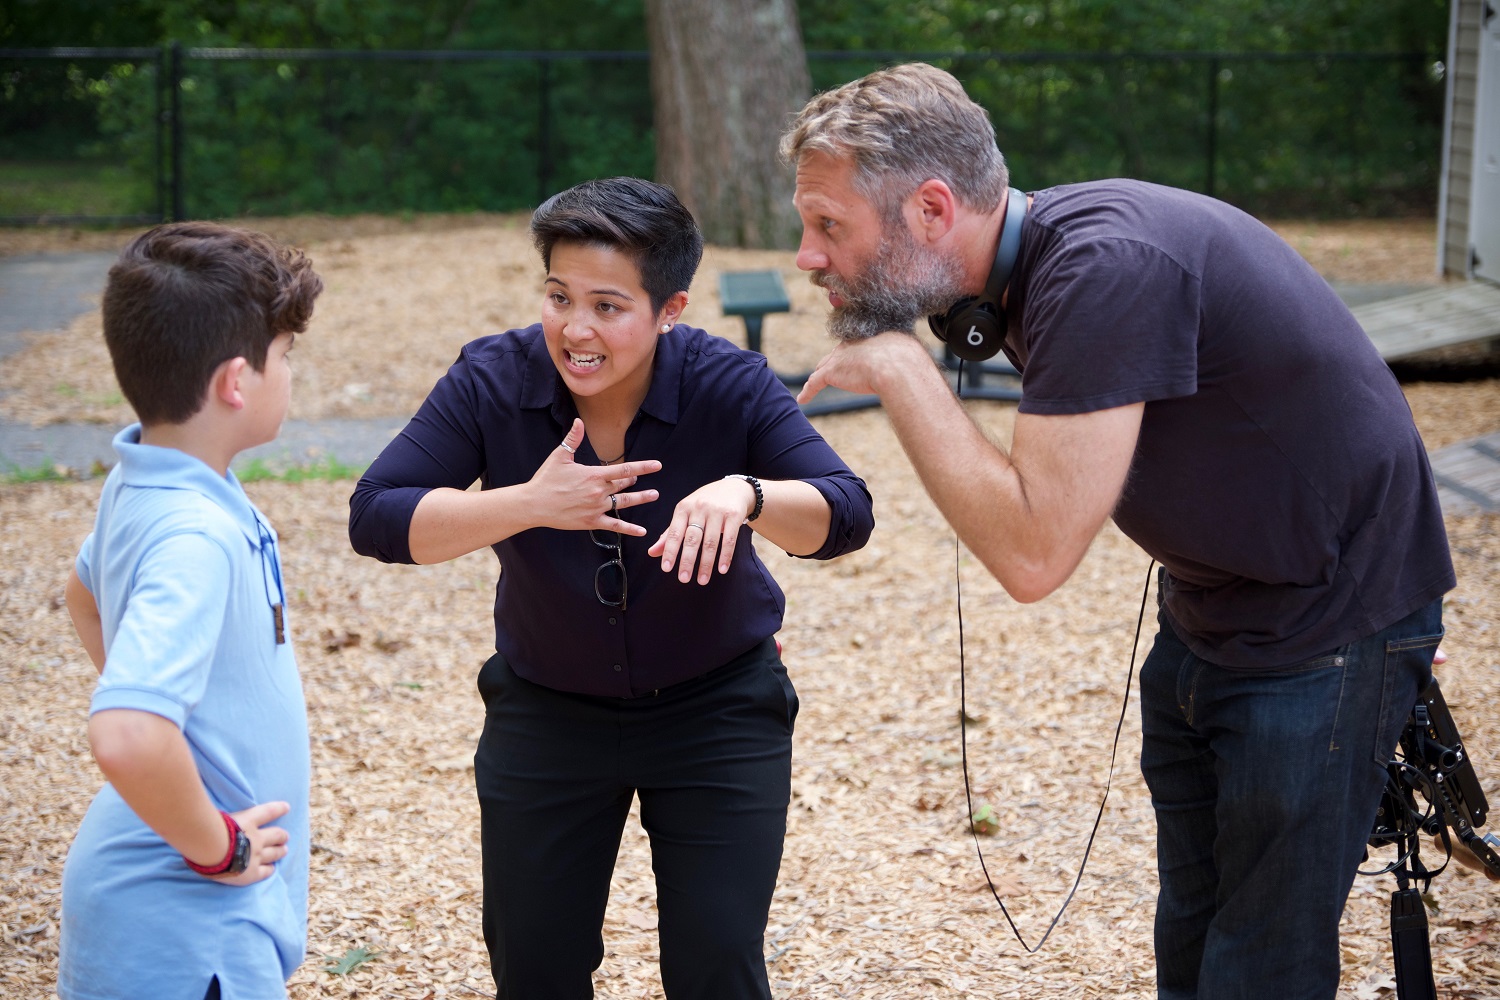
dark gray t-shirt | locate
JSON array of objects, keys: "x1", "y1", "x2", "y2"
[{"x1": 1003, "y1": 179, "x2": 1453, "y2": 667}]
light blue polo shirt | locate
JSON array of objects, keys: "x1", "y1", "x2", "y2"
[{"x1": 60, "y1": 425, "x2": 310, "y2": 1000}]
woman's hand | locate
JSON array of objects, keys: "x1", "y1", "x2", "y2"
[
  {"x1": 532, "y1": 419, "x2": 662, "y2": 536},
  {"x1": 648, "y1": 476, "x2": 757, "y2": 584}
]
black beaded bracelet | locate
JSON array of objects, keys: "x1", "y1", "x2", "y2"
[{"x1": 724, "y1": 474, "x2": 764, "y2": 522}]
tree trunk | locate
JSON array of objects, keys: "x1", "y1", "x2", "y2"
[{"x1": 645, "y1": 0, "x2": 810, "y2": 249}]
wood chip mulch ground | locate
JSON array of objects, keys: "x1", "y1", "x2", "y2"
[{"x1": 2, "y1": 215, "x2": 1498, "y2": 999}]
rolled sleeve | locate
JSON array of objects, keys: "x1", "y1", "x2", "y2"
[
  {"x1": 798, "y1": 473, "x2": 874, "y2": 560},
  {"x1": 744, "y1": 366, "x2": 874, "y2": 561},
  {"x1": 349, "y1": 356, "x2": 487, "y2": 564}
]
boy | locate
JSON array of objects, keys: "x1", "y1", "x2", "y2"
[{"x1": 61, "y1": 221, "x2": 322, "y2": 1000}]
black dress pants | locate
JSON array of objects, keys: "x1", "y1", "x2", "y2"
[{"x1": 474, "y1": 639, "x2": 797, "y2": 1000}]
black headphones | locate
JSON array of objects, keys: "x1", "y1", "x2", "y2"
[{"x1": 927, "y1": 186, "x2": 1028, "y2": 362}]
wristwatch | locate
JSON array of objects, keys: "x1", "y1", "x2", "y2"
[{"x1": 185, "y1": 811, "x2": 252, "y2": 877}]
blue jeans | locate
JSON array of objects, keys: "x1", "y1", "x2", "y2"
[{"x1": 1140, "y1": 594, "x2": 1443, "y2": 1000}]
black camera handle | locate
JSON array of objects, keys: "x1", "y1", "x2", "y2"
[{"x1": 1367, "y1": 677, "x2": 1500, "y2": 1000}]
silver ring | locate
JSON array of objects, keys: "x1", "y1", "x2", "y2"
[
  {"x1": 609, "y1": 494, "x2": 618, "y2": 516},
  {"x1": 559, "y1": 441, "x2": 575, "y2": 454},
  {"x1": 688, "y1": 523, "x2": 705, "y2": 532}
]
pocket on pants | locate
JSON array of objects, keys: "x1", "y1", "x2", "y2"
[
  {"x1": 1372, "y1": 629, "x2": 1443, "y2": 767},
  {"x1": 769, "y1": 659, "x2": 800, "y2": 734},
  {"x1": 476, "y1": 651, "x2": 510, "y2": 707}
]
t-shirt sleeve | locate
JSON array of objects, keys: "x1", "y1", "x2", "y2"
[
  {"x1": 91, "y1": 531, "x2": 233, "y2": 727},
  {"x1": 1017, "y1": 237, "x2": 1202, "y2": 415},
  {"x1": 75, "y1": 532, "x2": 96, "y2": 593}
]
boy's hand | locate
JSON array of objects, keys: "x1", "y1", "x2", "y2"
[{"x1": 207, "y1": 801, "x2": 292, "y2": 886}]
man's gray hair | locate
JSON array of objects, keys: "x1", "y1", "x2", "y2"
[{"x1": 780, "y1": 62, "x2": 1008, "y2": 220}]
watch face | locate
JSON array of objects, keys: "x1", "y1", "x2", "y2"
[{"x1": 226, "y1": 828, "x2": 253, "y2": 876}]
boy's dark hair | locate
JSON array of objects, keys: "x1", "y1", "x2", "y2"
[
  {"x1": 529, "y1": 177, "x2": 704, "y2": 313},
  {"x1": 102, "y1": 221, "x2": 323, "y2": 425}
]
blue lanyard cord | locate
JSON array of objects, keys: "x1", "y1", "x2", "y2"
[
  {"x1": 256, "y1": 515, "x2": 286, "y2": 645},
  {"x1": 953, "y1": 360, "x2": 1153, "y2": 951}
]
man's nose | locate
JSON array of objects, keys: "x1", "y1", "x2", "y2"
[{"x1": 794, "y1": 234, "x2": 827, "y2": 273}]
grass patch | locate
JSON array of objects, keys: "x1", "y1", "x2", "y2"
[
  {"x1": 0, "y1": 461, "x2": 79, "y2": 484},
  {"x1": 236, "y1": 455, "x2": 366, "y2": 483},
  {"x1": 0, "y1": 160, "x2": 153, "y2": 219},
  {"x1": 2, "y1": 455, "x2": 365, "y2": 484}
]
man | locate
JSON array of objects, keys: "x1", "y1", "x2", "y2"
[{"x1": 786, "y1": 62, "x2": 1456, "y2": 999}]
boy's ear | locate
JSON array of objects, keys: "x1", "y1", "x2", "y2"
[{"x1": 211, "y1": 357, "x2": 251, "y2": 411}]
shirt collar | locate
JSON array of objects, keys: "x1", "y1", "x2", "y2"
[
  {"x1": 111, "y1": 424, "x2": 270, "y2": 548},
  {"x1": 518, "y1": 322, "x2": 687, "y2": 428}
]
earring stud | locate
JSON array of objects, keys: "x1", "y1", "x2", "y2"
[{"x1": 661, "y1": 323, "x2": 672, "y2": 333}]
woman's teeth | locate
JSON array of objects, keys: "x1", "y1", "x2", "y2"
[{"x1": 568, "y1": 351, "x2": 605, "y2": 368}]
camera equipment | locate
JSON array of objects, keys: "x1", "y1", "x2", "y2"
[{"x1": 1364, "y1": 677, "x2": 1500, "y2": 1000}]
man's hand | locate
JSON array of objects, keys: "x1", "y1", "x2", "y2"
[
  {"x1": 796, "y1": 331, "x2": 931, "y2": 404},
  {"x1": 1431, "y1": 834, "x2": 1500, "y2": 883}
]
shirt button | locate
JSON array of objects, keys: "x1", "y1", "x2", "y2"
[
  {"x1": 613, "y1": 664, "x2": 622, "y2": 672},
  {"x1": 609, "y1": 617, "x2": 617, "y2": 625}
]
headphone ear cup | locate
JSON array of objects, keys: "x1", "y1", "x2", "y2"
[
  {"x1": 938, "y1": 299, "x2": 1005, "y2": 362},
  {"x1": 928, "y1": 186, "x2": 1026, "y2": 365},
  {"x1": 927, "y1": 300, "x2": 966, "y2": 346}
]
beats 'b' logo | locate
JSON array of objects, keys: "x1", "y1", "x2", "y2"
[{"x1": 966, "y1": 325, "x2": 985, "y2": 347}]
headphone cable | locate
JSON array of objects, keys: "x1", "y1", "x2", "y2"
[{"x1": 951, "y1": 402, "x2": 1155, "y2": 949}]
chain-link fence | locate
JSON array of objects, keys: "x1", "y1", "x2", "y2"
[{"x1": 0, "y1": 45, "x2": 1443, "y2": 225}]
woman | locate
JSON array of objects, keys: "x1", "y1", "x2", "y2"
[{"x1": 348, "y1": 176, "x2": 873, "y2": 999}]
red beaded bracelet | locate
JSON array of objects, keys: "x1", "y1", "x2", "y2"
[{"x1": 184, "y1": 811, "x2": 241, "y2": 875}]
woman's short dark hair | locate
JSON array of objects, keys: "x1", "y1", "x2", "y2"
[
  {"x1": 102, "y1": 221, "x2": 323, "y2": 425},
  {"x1": 529, "y1": 177, "x2": 704, "y2": 313}
]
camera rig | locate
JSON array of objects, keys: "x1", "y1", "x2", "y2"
[{"x1": 1365, "y1": 677, "x2": 1500, "y2": 1000}]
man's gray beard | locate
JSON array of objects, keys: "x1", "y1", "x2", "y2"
[{"x1": 824, "y1": 230, "x2": 967, "y2": 342}]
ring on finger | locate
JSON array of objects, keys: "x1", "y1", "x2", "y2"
[
  {"x1": 609, "y1": 494, "x2": 619, "y2": 516},
  {"x1": 688, "y1": 522, "x2": 705, "y2": 532}
]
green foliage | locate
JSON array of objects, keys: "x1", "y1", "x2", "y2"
[
  {"x1": 970, "y1": 802, "x2": 1000, "y2": 835},
  {"x1": 799, "y1": 0, "x2": 1449, "y2": 216},
  {"x1": 0, "y1": 0, "x2": 1454, "y2": 221},
  {"x1": 800, "y1": 0, "x2": 1448, "y2": 56}
]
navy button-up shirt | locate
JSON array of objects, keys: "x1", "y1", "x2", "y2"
[{"x1": 349, "y1": 323, "x2": 874, "y2": 697}]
